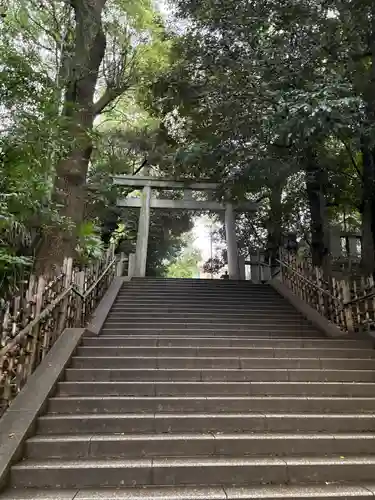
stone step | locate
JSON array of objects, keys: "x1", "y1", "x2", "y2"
[
  {"x1": 117, "y1": 284, "x2": 277, "y2": 290},
  {"x1": 118, "y1": 284, "x2": 276, "y2": 288},
  {"x1": 37, "y1": 413, "x2": 375, "y2": 434},
  {"x1": 110, "y1": 305, "x2": 299, "y2": 312},
  {"x1": 113, "y1": 298, "x2": 285, "y2": 305},
  {"x1": 113, "y1": 299, "x2": 291, "y2": 306},
  {"x1": 8, "y1": 277, "x2": 375, "y2": 499},
  {"x1": 139, "y1": 284, "x2": 279, "y2": 288},
  {"x1": 104, "y1": 317, "x2": 313, "y2": 326},
  {"x1": 69, "y1": 356, "x2": 375, "y2": 370},
  {"x1": 2, "y1": 484, "x2": 374, "y2": 500},
  {"x1": 129, "y1": 278, "x2": 266, "y2": 282},
  {"x1": 10, "y1": 456, "x2": 375, "y2": 488},
  {"x1": 25, "y1": 432, "x2": 375, "y2": 459},
  {"x1": 102, "y1": 321, "x2": 317, "y2": 330},
  {"x1": 82, "y1": 336, "x2": 369, "y2": 349},
  {"x1": 64, "y1": 368, "x2": 375, "y2": 382},
  {"x1": 123, "y1": 284, "x2": 271, "y2": 288},
  {"x1": 120, "y1": 282, "x2": 274, "y2": 286},
  {"x1": 117, "y1": 286, "x2": 281, "y2": 293},
  {"x1": 107, "y1": 310, "x2": 307, "y2": 319},
  {"x1": 57, "y1": 380, "x2": 375, "y2": 397},
  {"x1": 103, "y1": 321, "x2": 315, "y2": 329},
  {"x1": 75, "y1": 346, "x2": 375, "y2": 359},
  {"x1": 47, "y1": 396, "x2": 375, "y2": 414},
  {"x1": 99, "y1": 330, "x2": 322, "y2": 338},
  {"x1": 117, "y1": 287, "x2": 279, "y2": 292},
  {"x1": 115, "y1": 293, "x2": 288, "y2": 300},
  {"x1": 100, "y1": 328, "x2": 318, "y2": 336},
  {"x1": 118, "y1": 288, "x2": 275, "y2": 294},
  {"x1": 116, "y1": 291, "x2": 281, "y2": 298}
]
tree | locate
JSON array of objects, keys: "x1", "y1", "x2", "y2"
[
  {"x1": 32, "y1": 0, "x2": 170, "y2": 275},
  {"x1": 0, "y1": 0, "x2": 176, "y2": 277},
  {"x1": 167, "y1": 240, "x2": 201, "y2": 278},
  {"x1": 144, "y1": 0, "x2": 375, "y2": 274},
  {"x1": 4, "y1": 0, "x2": 375, "y2": 284},
  {"x1": 85, "y1": 100, "x2": 195, "y2": 274}
]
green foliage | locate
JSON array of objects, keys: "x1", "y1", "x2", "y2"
[
  {"x1": 166, "y1": 240, "x2": 201, "y2": 278},
  {"x1": 0, "y1": 0, "x2": 186, "y2": 284},
  {"x1": 110, "y1": 223, "x2": 132, "y2": 246},
  {"x1": 75, "y1": 222, "x2": 105, "y2": 262},
  {"x1": 3, "y1": 0, "x2": 375, "y2": 282},
  {"x1": 140, "y1": 0, "x2": 375, "y2": 267},
  {"x1": 146, "y1": 211, "x2": 194, "y2": 276},
  {"x1": 0, "y1": 197, "x2": 32, "y2": 297},
  {"x1": 202, "y1": 257, "x2": 225, "y2": 276}
]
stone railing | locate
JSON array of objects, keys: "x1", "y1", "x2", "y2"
[
  {"x1": 277, "y1": 251, "x2": 375, "y2": 334},
  {"x1": 0, "y1": 247, "x2": 126, "y2": 415}
]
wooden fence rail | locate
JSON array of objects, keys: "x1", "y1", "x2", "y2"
[
  {"x1": 278, "y1": 250, "x2": 375, "y2": 334},
  {"x1": 0, "y1": 247, "x2": 125, "y2": 415}
]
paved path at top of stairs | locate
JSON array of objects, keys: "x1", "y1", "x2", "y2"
[{"x1": 2, "y1": 278, "x2": 375, "y2": 500}]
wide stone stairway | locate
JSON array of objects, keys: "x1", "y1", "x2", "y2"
[{"x1": 3, "y1": 278, "x2": 375, "y2": 499}]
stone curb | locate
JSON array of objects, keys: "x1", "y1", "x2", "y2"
[
  {"x1": 86, "y1": 277, "x2": 127, "y2": 336},
  {"x1": 270, "y1": 278, "x2": 346, "y2": 338},
  {"x1": 0, "y1": 328, "x2": 85, "y2": 490}
]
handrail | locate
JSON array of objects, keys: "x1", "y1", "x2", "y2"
[
  {"x1": 277, "y1": 256, "x2": 375, "y2": 311},
  {"x1": 81, "y1": 258, "x2": 116, "y2": 299},
  {"x1": 276, "y1": 258, "x2": 340, "y2": 303},
  {"x1": 1, "y1": 257, "x2": 118, "y2": 358},
  {"x1": 343, "y1": 290, "x2": 375, "y2": 307},
  {"x1": 0, "y1": 285, "x2": 74, "y2": 357},
  {"x1": 275, "y1": 249, "x2": 375, "y2": 333},
  {"x1": 0, "y1": 248, "x2": 123, "y2": 414}
]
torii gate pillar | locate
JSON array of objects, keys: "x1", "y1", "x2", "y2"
[
  {"x1": 225, "y1": 202, "x2": 239, "y2": 280},
  {"x1": 134, "y1": 185, "x2": 151, "y2": 277}
]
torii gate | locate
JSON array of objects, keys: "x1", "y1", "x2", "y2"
[{"x1": 113, "y1": 175, "x2": 257, "y2": 279}]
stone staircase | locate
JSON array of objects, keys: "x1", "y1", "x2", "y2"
[{"x1": 2, "y1": 278, "x2": 375, "y2": 499}]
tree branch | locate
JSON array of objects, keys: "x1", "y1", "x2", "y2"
[
  {"x1": 93, "y1": 83, "x2": 130, "y2": 115},
  {"x1": 255, "y1": 194, "x2": 269, "y2": 203},
  {"x1": 133, "y1": 157, "x2": 148, "y2": 176},
  {"x1": 352, "y1": 50, "x2": 373, "y2": 61},
  {"x1": 336, "y1": 132, "x2": 363, "y2": 180},
  {"x1": 248, "y1": 219, "x2": 264, "y2": 246}
]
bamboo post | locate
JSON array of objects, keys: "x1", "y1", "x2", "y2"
[
  {"x1": 330, "y1": 277, "x2": 339, "y2": 326},
  {"x1": 0, "y1": 250, "x2": 126, "y2": 412},
  {"x1": 341, "y1": 279, "x2": 354, "y2": 333},
  {"x1": 56, "y1": 258, "x2": 74, "y2": 336},
  {"x1": 278, "y1": 248, "x2": 283, "y2": 283},
  {"x1": 336, "y1": 279, "x2": 345, "y2": 330},
  {"x1": 13, "y1": 295, "x2": 25, "y2": 390},
  {"x1": 27, "y1": 275, "x2": 45, "y2": 374},
  {"x1": 363, "y1": 276, "x2": 372, "y2": 332},
  {"x1": 370, "y1": 276, "x2": 375, "y2": 329},
  {"x1": 74, "y1": 270, "x2": 85, "y2": 327},
  {"x1": 357, "y1": 277, "x2": 365, "y2": 333},
  {"x1": 315, "y1": 267, "x2": 324, "y2": 316},
  {"x1": 116, "y1": 252, "x2": 125, "y2": 277}
]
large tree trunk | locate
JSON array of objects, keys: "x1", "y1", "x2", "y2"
[
  {"x1": 360, "y1": 140, "x2": 375, "y2": 275},
  {"x1": 360, "y1": 13, "x2": 375, "y2": 275},
  {"x1": 305, "y1": 149, "x2": 330, "y2": 269},
  {"x1": 35, "y1": 0, "x2": 107, "y2": 276}
]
